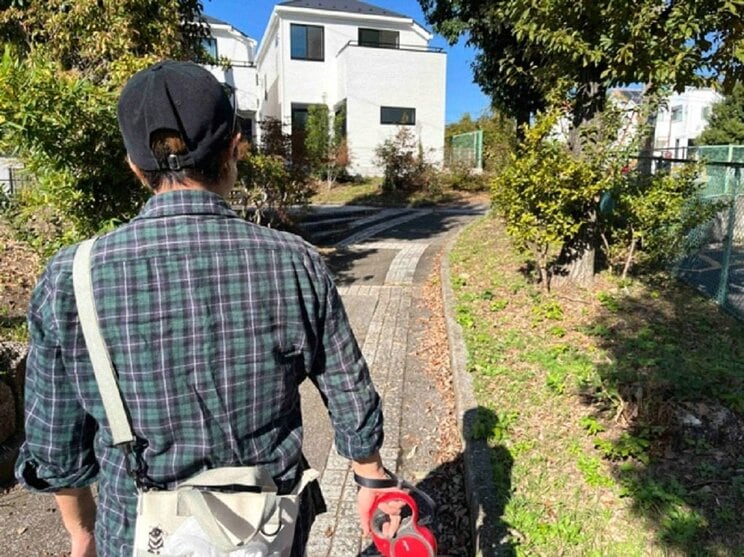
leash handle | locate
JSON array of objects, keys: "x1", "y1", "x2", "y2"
[{"x1": 353, "y1": 467, "x2": 437, "y2": 513}]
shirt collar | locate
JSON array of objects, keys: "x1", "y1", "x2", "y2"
[{"x1": 133, "y1": 190, "x2": 239, "y2": 220}]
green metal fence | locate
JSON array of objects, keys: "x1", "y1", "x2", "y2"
[
  {"x1": 675, "y1": 145, "x2": 744, "y2": 319},
  {"x1": 447, "y1": 130, "x2": 483, "y2": 170}
]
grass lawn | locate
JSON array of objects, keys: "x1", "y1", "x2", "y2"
[
  {"x1": 450, "y1": 215, "x2": 744, "y2": 556},
  {"x1": 310, "y1": 177, "x2": 488, "y2": 207}
]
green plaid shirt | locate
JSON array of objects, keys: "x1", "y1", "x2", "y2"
[{"x1": 17, "y1": 190, "x2": 383, "y2": 556}]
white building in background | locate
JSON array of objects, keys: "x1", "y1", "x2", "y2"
[
  {"x1": 251, "y1": 0, "x2": 446, "y2": 176},
  {"x1": 200, "y1": 15, "x2": 261, "y2": 144},
  {"x1": 653, "y1": 87, "x2": 723, "y2": 158}
]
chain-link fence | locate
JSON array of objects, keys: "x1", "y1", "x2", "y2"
[
  {"x1": 673, "y1": 145, "x2": 744, "y2": 319},
  {"x1": 0, "y1": 160, "x2": 32, "y2": 198},
  {"x1": 446, "y1": 130, "x2": 483, "y2": 170}
]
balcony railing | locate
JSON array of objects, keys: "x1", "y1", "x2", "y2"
[{"x1": 337, "y1": 41, "x2": 444, "y2": 56}]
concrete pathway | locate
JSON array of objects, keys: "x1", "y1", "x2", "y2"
[{"x1": 302, "y1": 206, "x2": 486, "y2": 556}]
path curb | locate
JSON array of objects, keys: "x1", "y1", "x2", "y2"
[{"x1": 441, "y1": 223, "x2": 503, "y2": 557}]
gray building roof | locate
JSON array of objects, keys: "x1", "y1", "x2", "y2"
[
  {"x1": 202, "y1": 14, "x2": 254, "y2": 40},
  {"x1": 278, "y1": 0, "x2": 408, "y2": 19}
]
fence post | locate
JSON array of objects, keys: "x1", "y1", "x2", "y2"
[{"x1": 717, "y1": 166, "x2": 739, "y2": 306}]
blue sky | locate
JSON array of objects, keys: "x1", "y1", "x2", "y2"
[{"x1": 203, "y1": 0, "x2": 491, "y2": 123}]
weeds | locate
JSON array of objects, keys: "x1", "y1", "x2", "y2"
[{"x1": 450, "y1": 215, "x2": 744, "y2": 554}]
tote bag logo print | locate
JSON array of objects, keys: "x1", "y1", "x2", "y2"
[{"x1": 148, "y1": 527, "x2": 165, "y2": 553}]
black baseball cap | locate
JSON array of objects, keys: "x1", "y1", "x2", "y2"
[{"x1": 117, "y1": 60, "x2": 234, "y2": 172}]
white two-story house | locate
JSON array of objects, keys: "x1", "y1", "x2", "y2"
[
  {"x1": 253, "y1": 0, "x2": 447, "y2": 175},
  {"x1": 653, "y1": 87, "x2": 723, "y2": 158},
  {"x1": 200, "y1": 15, "x2": 261, "y2": 144}
]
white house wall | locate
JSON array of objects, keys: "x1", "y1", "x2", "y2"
[
  {"x1": 256, "y1": 7, "x2": 445, "y2": 175},
  {"x1": 258, "y1": 19, "x2": 282, "y2": 122},
  {"x1": 654, "y1": 88, "x2": 723, "y2": 156},
  {"x1": 203, "y1": 27, "x2": 260, "y2": 115},
  {"x1": 340, "y1": 45, "x2": 446, "y2": 175}
]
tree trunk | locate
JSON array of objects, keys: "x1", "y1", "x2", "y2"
[
  {"x1": 554, "y1": 208, "x2": 599, "y2": 289},
  {"x1": 556, "y1": 76, "x2": 606, "y2": 288},
  {"x1": 622, "y1": 233, "x2": 638, "y2": 280},
  {"x1": 553, "y1": 242, "x2": 595, "y2": 289}
]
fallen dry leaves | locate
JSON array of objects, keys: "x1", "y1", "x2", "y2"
[{"x1": 414, "y1": 250, "x2": 472, "y2": 555}]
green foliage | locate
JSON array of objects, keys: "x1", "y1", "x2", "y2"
[
  {"x1": 0, "y1": 0, "x2": 207, "y2": 83},
  {"x1": 596, "y1": 292, "x2": 621, "y2": 313},
  {"x1": 232, "y1": 119, "x2": 313, "y2": 227},
  {"x1": 595, "y1": 432, "x2": 651, "y2": 464},
  {"x1": 0, "y1": 1, "x2": 207, "y2": 255},
  {"x1": 576, "y1": 453, "x2": 613, "y2": 488},
  {"x1": 0, "y1": 47, "x2": 149, "y2": 256},
  {"x1": 304, "y1": 104, "x2": 330, "y2": 176},
  {"x1": 607, "y1": 163, "x2": 724, "y2": 274},
  {"x1": 697, "y1": 83, "x2": 744, "y2": 146},
  {"x1": 527, "y1": 344, "x2": 597, "y2": 396},
  {"x1": 491, "y1": 111, "x2": 602, "y2": 286},
  {"x1": 420, "y1": 0, "x2": 744, "y2": 127},
  {"x1": 579, "y1": 416, "x2": 606, "y2": 436},
  {"x1": 471, "y1": 408, "x2": 518, "y2": 442},
  {"x1": 446, "y1": 109, "x2": 517, "y2": 172},
  {"x1": 303, "y1": 103, "x2": 350, "y2": 187},
  {"x1": 374, "y1": 127, "x2": 438, "y2": 193}
]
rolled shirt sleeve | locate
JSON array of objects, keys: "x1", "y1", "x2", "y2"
[
  {"x1": 309, "y1": 264, "x2": 384, "y2": 461},
  {"x1": 16, "y1": 265, "x2": 99, "y2": 492}
]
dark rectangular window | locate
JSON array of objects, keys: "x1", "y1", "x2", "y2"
[
  {"x1": 290, "y1": 24, "x2": 324, "y2": 61},
  {"x1": 201, "y1": 37, "x2": 218, "y2": 59},
  {"x1": 381, "y1": 106, "x2": 415, "y2": 125},
  {"x1": 358, "y1": 28, "x2": 399, "y2": 49},
  {"x1": 335, "y1": 100, "x2": 347, "y2": 138},
  {"x1": 291, "y1": 104, "x2": 309, "y2": 131}
]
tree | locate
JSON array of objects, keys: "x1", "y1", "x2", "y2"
[
  {"x1": 420, "y1": 1, "x2": 744, "y2": 132},
  {"x1": 375, "y1": 127, "x2": 436, "y2": 193},
  {"x1": 420, "y1": 0, "x2": 743, "y2": 285},
  {"x1": 231, "y1": 118, "x2": 313, "y2": 227},
  {"x1": 0, "y1": 1, "x2": 208, "y2": 255},
  {"x1": 697, "y1": 83, "x2": 744, "y2": 146},
  {"x1": 304, "y1": 103, "x2": 349, "y2": 189},
  {"x1": 0, "y1": 0, "x2": 207, "y2": 83},
  {"x1": 492, "y1": 111, "x2": 602, "y2": 289}
]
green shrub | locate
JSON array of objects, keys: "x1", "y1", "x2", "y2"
[
  {"x1": 232, "y1": 119, "x2": 313, "y2": 227},
  {"x1": 374, "y1": 127, "x2": 437, "y2": 193},
  {"x1": 0, "y1": 47, "x2": 149, "y2": 256}
]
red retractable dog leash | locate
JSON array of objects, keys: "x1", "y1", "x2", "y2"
[{"x1": 354, "y1": 468, "x2": 437, "y2": 557}]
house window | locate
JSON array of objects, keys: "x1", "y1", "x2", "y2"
[
  {"x1": 381, "y1": 106, "x2": 415, "y2": 125},
  {"x1": 359, "y1": 28, "x2": 399, "y2": 49},
  {"x1": 335, "y1": 100, "x2": 347, "y2": 138},
  {"x1": 671, "y1": 106, "x2": 683, "y2": 122},
  {"x1": 290, "y1": 24, "x2": 324, "y2": 61},
  {"x1": 702, "y1": 106, "x2": 712, "y2": 121},
  {"x1": 201, "y1": 37, "x2": 218, "y2": 60},
  {"x1": 238, "y1": 117, "x2": 253, "y2": 144},
  {"x1": 291, "y1": 104, "x2": 309, "y2": 131}
]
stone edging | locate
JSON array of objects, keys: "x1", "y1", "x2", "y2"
[{"x1": 440, "y1": 225, "x2": 502, "y2": 557}]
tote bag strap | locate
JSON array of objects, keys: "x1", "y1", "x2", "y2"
[{"x1": 72, "y1": 238, "x2": 136, "y2": 447}]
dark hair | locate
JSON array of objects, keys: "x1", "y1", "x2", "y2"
[{"x1": 140, "y1": 130, "x2": 233, "y2": 191}]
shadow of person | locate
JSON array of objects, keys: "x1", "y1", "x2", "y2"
[{"x1": 360, "y1": 407, "x2": 515, "y2": 556}]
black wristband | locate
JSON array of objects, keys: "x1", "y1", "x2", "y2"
[{"x1": 353, "y1": 466, "x2": 398, "y2": 489}]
